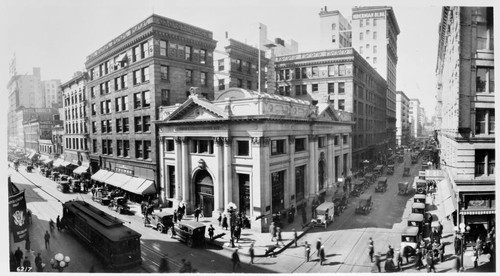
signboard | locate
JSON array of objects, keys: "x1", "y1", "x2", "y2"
[
  {"x1": 352, "y1": 11, "x2": 386, "y2": 19},
  {"x1": 9, "y1": 191, "x2": 28, "y2": 242}
]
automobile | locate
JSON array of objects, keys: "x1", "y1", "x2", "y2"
[
  {"x1": 418, "y1": 171, "x2": 426, "y2": 180},
  {"x1": 397, "y1": 155, "x2": 404, "y2": 163},
  {"x1": 149, "y1": 211, "x2": 174, "y2": 233},
  {"x1": 411, "y1": 154, "x2": 418, "y2": 164},
  {"x1": 313, "y1": 202, "x2": 334, "y2": 228},
  {"x1": 400, "y1": 226, "x2": 420, "y2": 258},
  {"x1": 413, "y1": 193, "x2": 426, "y2": 203},
  {"x1": 373, "y1": 165, "x2": 384, "y2": 177},
  {"x1": 108, "y1": 196, "x2": 130, "y2": 214},
  {"x1": 411, "y1": 202, "x2": 426, "y2": 214},
  {"x1": 415, "y1": 179, "x2": 427, "y2": 195},
  {"x1": 332, "y1": 192, "x2": 348, "y2": 216},
  {"x1": 398, "y1": 181, "x2": 410, "y2": 195},
  {"x1": 386, "y1": 164, "x2": 395, "y2": 175},
  {"x1": 375, "y1": 177, "x2": 388, "y2": 193},
  {"x1": 403, "y1": 166, "x2": 411, "y2": 177},
  {"x1": 364, "y1": 173, "x2": 375, "y2": 184},
  {"x1": 93, "y1": 188, "x2": 110, "y2": 206},
  {"x1": 57, "y1": 181, "x2": 71, "y2": 193},
  {"x1": 407, "y1": 213, "x2": 424, "y2": 229},
  {"x1": 172, "y1": 220, "x2": 206, "y2": 248},
  {"x1": 350, "y1": 179, "x2": 365, "y2": 197},
  {"x1": 355, "y1": 194, "x2": 373, "y2": 215},
  {"x1": 26, "y1": 165, "x2": 33, "y2": 172},
  {"x1": 70, "y1": 179, "x2": 82, "y2": 193},
  {"x1": 421, "y1": 162, "x2": 429, "y2": 171}
]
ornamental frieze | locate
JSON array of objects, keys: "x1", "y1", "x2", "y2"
[{"x1": 276, "y1": 48, "x2": 353, "y2": 62}]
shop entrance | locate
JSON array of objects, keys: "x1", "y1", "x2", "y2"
[{"x1": 194, "y1": 170, "x2": 214, "y2": 217}]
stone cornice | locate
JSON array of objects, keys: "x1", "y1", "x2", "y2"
[{"x1": 276, "y1": 48, "x2": 354, "y2": 62}]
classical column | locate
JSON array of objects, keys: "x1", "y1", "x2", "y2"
[
  {"x1": 180, "y1": 137, "x2": 190, "y2": 210},
  {"x1": 327, "y1": 134, "x2": 335, "y2": 188},
  {"x1": 308, "y1": 135, "x2": 317, "y2": 198},
  {"x1": 174, "y1": 137, "x2": 183, "y2": 205},
  {"x1": 159, "y1": 137, "x2": 166, "y2": 203},
  {"x1": 287, "y1": 136, "x2": 295, "y2": 207},
  {"x1": 223, "y1": 137, "x2": 232, "y2": 210},
  {"x1": 213, "y1": 137, "x2": 224, "y2": 214},
  {"x1": 339, "y1": 133, "x2": 344, "y2": 176}
]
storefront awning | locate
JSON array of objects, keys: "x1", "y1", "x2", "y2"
[
  {"x1": 135, "y1": 180, "x2": 156, "y2": 195},
  {"x1": 91, "y1": 169, "x2": 114, "y2": 183},
  {"x1": 53, "y1": 159, "x2": 65, "y2": 167},
  {"x1": 443, "y1": 196, "x2": 457, "y2": 217},
  {"x1": 121, "y1": 177, "x2": 146, "y2": 193},
  {"x1": 43, "y1": 158, "x2": 53, "y2": 165},
  {"x1": 73, "y1": 166, "x2": 89, "y2": 175},
  {"x1": 61, "y1": 161, "x2": 77, "y2": 168},
  {"x1": 28, "y1": 152, "x2": 36, "y2": 159},
  {"x1": 460, "y1": 209, "x2": 495, "y2": 216},
  {"x1": 104, "y1": 172, "x2": 133, "y2": 188}
]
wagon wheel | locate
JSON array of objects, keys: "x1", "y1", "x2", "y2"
[
  {"x1": 187, "y1": 238, "x2": 194, "y2": 248},
  {"x1": 167, "y1": 228, "x2": 174, "y2": 238},
  {"x1": 157, "y1": 224, "x2": 164, "y2": 233}
]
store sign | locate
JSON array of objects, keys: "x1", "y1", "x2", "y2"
[
  {"x1": 9, "y1": 191, "x2": 28, "y2": 242},
  {"x1": 352, "y1": 11, "x2": 386, "y2": 19},
  {"x1": 468, "y1": 199, "x2": 488, "y2": 208}
]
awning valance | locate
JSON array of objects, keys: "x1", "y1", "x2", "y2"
[
  {"x1": 61, "y1": 161, "x2": 77, "y2": 168},
  {"x1": 443, "y1": 196, "x2": 457, "y2": 217},
  {"x1": 460, "y1": 209, "x2": 495, "y2": 216},
  {"x1": 28, "y1": 152, "x2": 36, "y2": 159},
  {"x1": 135, "y1": 180, "x2": 156, "y2": 195},
  {"x1": 121, "y1": 177, "x2": 146, "y2": 193},
  {"x1": 53, "y1": 159, "x2": 65, "y2": 167},
  {"x1": 104, "y1": 172, "x2": 133, "y2": 188},
  {"x1": 43, "y1": 158, "x2": 53, "y2": 165},
  {"x1": 91, "y1": 169, "x2": 114, "y2": 183},
  {"x1": 73, "y1": 166, "x2": 89, "y2": 175}
]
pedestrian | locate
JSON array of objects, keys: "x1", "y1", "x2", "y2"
[
  {"x1": 249, "y1": 243, "x2": 255, "y2": 264},
  {"x1": 439, "y1": 242, "x2": 445, "y2": 263},
  {"x1": 301, "y1": 205, "x2": 307, "y2": 228},
  {"x1": 319, "y1": 245, "x2": 326, "y2": 265},
  {"x1": 473, "y1": 248, "x2": 479, "y2": 268},
  {"x1": 34, "y1": 253, "x2": 44, "y2": 272},
  {"x1": 234, "y1": 225, "x2": 241, "y2": 243},
  {"x1": 316, "y1": 238, "x2": 322, "y2": 257},
  {"x1": 217, "y1": 213, "x2": 222, "y2": 227},
  {"x1": 14, "y1": 247, "x2": 23, "y2": 267},
  {"x1": 304, "y1": 241, "x2": 311, "y2": 262},
  {"x1": 276, "y1": 227, "x2": 284, "y2": 247},
  {"x1": 368, "y1": 237, "x2": 374, "y2": 262},
  {"x1": 158, "y1": 255, "x2": 170, "y2": 272},
  {"x1": 222, "y1": 215, "x2": 228, "y2": 230},
  {"x1": 476, "y1": 237, "x2": 483, "y2": 256},
  {"x1": 415, "y1": 248, "x2": 423, "y2": 270},
  {"x1": 437, "y1": 221, "x2": 443, "y2": 238},
  {"x1": 22, "y1": 256, "x2": 31, "y2": 269},
  {"x1": 455, "y1": 254, "x2": 462, "y2": 273},
  {"x1": 232, "y1": 249, "x2": 241, "y2": 272},
  {"x1": 426, "y1": 252, "x2": 436, "y2": 272},
  {"x1": 25, "y1": 233, "x2": 31, "y2": 252},
  {"x1": 269, "y1": 222, "x2": 276, "y2": 242},
  {"x1": 374, "y1": 252, "x2": 381, "y2": 272},
  {"x1": 194, "y1": 207, "x2": 201, "y2": 222},
  {"x1": 173, "y1": 210, "x2": 178, "y2": 223},
  {"x1": 293, "y1": 228, "x2": 298, "y2": 247},
  {"x1": 386, "y1": 245, "x2": 394, "y2": 259},
  {"x1": 44, "y1": 230, "x2": 51, "y2": 249},
  {"x1": 395, "y1": 248, "x2": 403, "y2": 271},
  {"x1": 230, "y1": 224, "x2": 236, "y2": 241},
  {"x1": 56, "y1": 215, "x2": 61, "y2": 231},
  {"x1": 208, "y1": 224, "x2": 215, "y2": 241}
]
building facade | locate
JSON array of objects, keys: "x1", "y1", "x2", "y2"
[
  {"x1": 409, "y1": 98, "x2": 422, "y2": 138},
  {"x1": 396, "y1": 91, "x2": 410, "y2": 146},
  {"x1": 213, "y1": 38, "x2": 268, "y2": 98},
  {"x1": 85, "y1": 14, "x2": 217, "y2": 202},
  {"x1": 156, "y1": 88, "x2": 353, "y2": 232},
  {"x1": 43, "y1": 79, "x2": 62, "y2": 108},
  {"x1": 319, "y1": 7, "x2": 352, "y2": 50},
  {"x1": 61, "y1": 72, "x2": 90, "y2": 173},
  {"x1": 435, "y1": 6, "x2": 495, "y2": 240},
  {"x1": 23, "y1": 118, "x2": 58, "y2": 154},
  {"x1": 274, "y1": 48, "x2": 387, "y2": 171}
]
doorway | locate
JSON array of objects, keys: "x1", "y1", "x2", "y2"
[{"x1": 194, "y1": 169, "x2": 214, "y2": 217}]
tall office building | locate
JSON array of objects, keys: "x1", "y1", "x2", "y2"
[
  {"x1": 395, "y1": 91, "x2": 410, "y2": 146},
  {"x1": 435, "y1": 7, "x2": 494, "y2": 234},
  {"x1": 409, "y1": 98, "x2": 422, "y2": 138},
  {"x1": 43, "y1": 79, "x2": 62, "y2": 108}
]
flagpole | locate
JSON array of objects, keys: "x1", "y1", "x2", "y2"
[{"x1": 258, "y1": 23, "x2": 261, "y2": 93}]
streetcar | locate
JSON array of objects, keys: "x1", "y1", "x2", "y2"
[{"x1": 61, "y1": 200, "x2": 142, "y2": 270}]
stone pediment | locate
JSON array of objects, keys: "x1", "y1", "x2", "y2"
[{"x1": 161, "y1": 96, "x2": 228, "y2": 121}]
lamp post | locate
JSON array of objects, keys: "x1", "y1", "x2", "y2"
[
  {"x1": 455, "y1": 223, "x2": 470, "y2": 271},
  {"x1": 50, "y1": 253, "x2": 70, "y2": 272}
]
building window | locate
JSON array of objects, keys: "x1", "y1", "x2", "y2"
[
  {"x1": 360, "y1": 33, "x2": 363, "y2": 40},
  {"x1": 475, "y1": 149, "x2": 495, "y2": 176},
  {"x1": 218, "y1": 79, "x2": 225, "y2": 90},
  {"x1": 199, "y1": 49, "x2": 207, "y2": 64},
  {"x1": 91, "y1": 104, "x2": 96, "y2": 115},
  {"x1": 476, "y1": 7, "x2": 494, "y2": 50},
  {"x1": 328, "y1": 83, "x2": 335, "y2": 94},
  {"x1": 90, "y1": 86, "x2": 95, "y2": 98},
  {"x1": 271, "y1": 139, "x2": 286, "y2": 155},
  {"x1": 143, "y1": 116, "x2": 151, "y2": 132},
  {"x1": 373, "y1": 45, "x2": 377, "y2": 53},
  {"x1": 123, "y1": 118, "x2": 129, "y2": 132},
  {"x1": 301, "y1": 68, "x2": 307, "y2": 79},
  {"x1": 186, "y1": 69, "x2": 193, "y2": 85},
  {"x1": 285, "y1": 86, "x2": 290, "y2": 96},
  {"x1": 476, "y1": 67, "x2": 494, "y2": 93},
  {"x1": 133, "y1": 45, "x2": 141, "y2": 62},
  {"x1": 339, "y1": 99, "x2": 345, "y2": 110},
  {"x1": 161, "y1": 65, "x2": 169, "y2": 81},
  {"x1": 161, "y1": 89, "x2": 170, "y2": 106},
  {"x1": 366, "y1": 18, "x2": 370, "y2": 26},
  {"x1": 201, "y1": 72, "x2": 207, "y2": 86},
  {"x1": 237, "y1": 79, "x2": 243, "y2": 88},
  {"x1": 359, "y1": 46, "x2": 363, "y2": 54},
  {"x1": 295, "y1": 85, "x2": 301, "y2": 96},
  {"x1": 133, "y1": 69, "x2": 141, "y2": 85},
  {"x1": 318, "y1": 136, "x2": 326, "y2": 148},
  {"x1": 373, "y1": 57, "x2": 377, "y2": 64},
  {"x1": 117, "y1": 140, "x2": 123, "y2": 156},
  {"x1": 166, "y1": 139, "x2": 175, "y2": 152},
  {"x1": 185, "y1": 45, "x2": 192, "y2": 60},
  {"x1": 92, "y1": 139, "x2": 97, "y2": 153},
  {"x1": 218, "y1": 59, "x2": 224, "y2": 71},
  {"x1": 191, "y1": 139, "x2": 214, "y2": 154},
  {"x1": 135, "y1": 141, "x2": 143, "y2": 159},
  {"x1": 160, "y1": 40, "x2": 168, "y2": 56},
  {"x1": 295, "y1": 138, "x2": 306, "y2": 152},
  {"x1": 366, "y1": 30, "x2": 370, "y2": 35},
  {"x1": 123, "y1": 140, "x2": 130, "y2": 157},
  {"x1": 236, "y1": 59, "x2": 242, "y2": 71},
  {"x1": 360, "y1": 20, "x2": 363, "y2": 27},
  {"x1": 135, "y1": 116, "x2": 143, "y2": 132},
  {"x1": 332, "y1": 35, "x2": 336, "y2": 43},
  {"x1": 312, "y1": 66, "x2": 319, "y2": 77},
  {"x1": 92, "y1": 121, "x2": 96, "y2": 133},
  {"x1": 134, "y1": 92, "x2": 150, "y2": 109},
  {"x1": 334, "y1": 135, "x2": 339, "y2": 146},
  {"x1": 338, "y1": 82, "x2": 345, "y2": 94},
  {"x1": 312, "y1": 84, "x2": 318, "y2": 92},
  {"x1": 237, "y1": 140, "x2": 250, "y2": 156},
  {"x1": 373, "y1": 19, "x2": 377, "y2": 26},
  {"x1": 295, "y1": 165, "x2": 305, "y2": 201},
  {"x1": 116, "y1": 119, "x2": 122, "y2": 133},
  {"x1": 475, "y1": 108, "x2": 495, "y2": 135},
  {"x1": 141, "y1": 67, "x2": 150, "y2": 83},
  {"x1": 343, "y1": 135, "x2": 348, "y2": 145}
]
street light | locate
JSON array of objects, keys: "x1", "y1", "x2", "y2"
[
  {"x1": 454, "y1": 223, "x2": 470, "y2": 271},
  {"x1": 50, "y1": 253, "x2": 70, "y2": 272}
]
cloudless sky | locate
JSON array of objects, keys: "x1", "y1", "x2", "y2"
[{"x1": 0, "y1": 0, "x2": 495, "y2": 118}]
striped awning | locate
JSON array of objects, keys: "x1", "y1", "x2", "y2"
[{"x1": 460, "y1": 209, "x2": 495, "y2": 216}]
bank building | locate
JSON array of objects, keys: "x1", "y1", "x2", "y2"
[{"x1": 155, "y1": 87, "x2": 354, "y2": 232}]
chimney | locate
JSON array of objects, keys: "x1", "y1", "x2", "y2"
[
  {"x1": 225, "y1": 31, "x2": 228, "y2": 39},
  {"x1": 325, "y1": 6, "x2": 327, "y2": 12}
]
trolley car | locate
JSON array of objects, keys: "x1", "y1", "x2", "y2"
[{"x1": 61, "y1": 200, "x2": 142, "y2": 270}]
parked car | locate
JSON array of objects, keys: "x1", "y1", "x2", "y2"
[
  {"x1": 386, "y1": 164, "x2": 395, "y2": 175},
  {"x1": 93, "y1": 188, "x2": 110, "y2": 205},
  {"x1": 172, "y1": 221, "x2": 206, "y2": 248},
  {"x1": 413, "y1": 193, "x2": 426, "y2": 203},
  {"x1": 375, "y1": 177, "x2": 388, "y2": 193},
  {"x1": 355, "y1": 195, "x2": 373, "y2": 215},
  {"x1": 401, "y1": 226, "x2": 420, "y2": 258},
  {"x1": 411, "y1": 202, "x2": 426, "y2": 214},
  {"x1": 398, "y1": 181, "x2": 410, "y2": 195},
  {"x1": 149, "y1": 211, "x2": 174, "y2": 234},
  {"x1": 57, "y1": 181, "x2": 71, "y2": 193},
  {"x1": 108, "y1": 196, "x2": 130, "y2": 214},
  {"x1": 313, "y1": 202, "x2": 334, "y2": 229}
]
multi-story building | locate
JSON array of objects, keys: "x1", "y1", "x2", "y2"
[
  {"x1": 7, "y1": 68, "x2": 44, "y2": 147},
  {"x1": 61, "y1": 72, "x2": 90, "y2": 175},
  {"x1": 419, "y1": 106, "x2": 427, "y2": 136},
  {"x1": 23, "y1": 117, "x2": 59, "y2": 155},
  {"x1": 14, "y1": 107, "x2": 59, "y2": 150},
  {"x1": 435, "y1": 6, "x2": 495, "y2": 239},
  {"x1": 52, "y1": 124, "x2": 64, "y2": 158},
  {"x1": 43, "y1": 79, "x2": 62, "y2": 108},
  {"x1": 156, "y1": 88, "x2": 354, "y2": 232},
  {"x1": 213, "y1": 37, "x2": 268, "y2": 98},
  {"x1": 319, "y1": 6, "x2": 400, "y2": 149},
  {"x1": 274, "y1": 48, "x2": 387, "y2": 170},
  {"x1": 409, "y1": 98, "x2": 422, "y2": 138},
  {"x1": 396, "y1": 91, "x2": 410, "y2": 146},
  {"x1": 85, "y1": 14, "x2": 217, "y2": 203}
]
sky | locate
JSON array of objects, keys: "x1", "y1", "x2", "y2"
[{"x1": 0, "y1": 0, "x2": 496, "y2": 119}]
